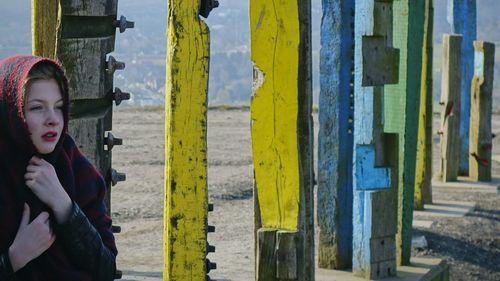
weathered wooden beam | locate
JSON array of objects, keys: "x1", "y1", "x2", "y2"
[
  {"x1": 164, "y1": 0, "x2": 210, "y2": 279},
  {"x1": 353, "y1": 1, "x2": 399, "y2": 279},
  {"x1": 383, "y1": 0, "x2": 425, "y2": 265},
  {"x1": 414, "y1": 0, "x2": 434, "y2": 210},
  {"x1": 317, "y1": 0, "x2": 354, "y2": 270},
  {"x1": 423, "y1": 0, "x2": 434, "y2": 206},
  {"x1": 447, "y1": 0, "x2": 477, "y2": 175},
  {"x1": 439, "y1": 34, "x2": 462, "y2": 182},
  {"x1": 250, "y1": 0, "x2": 314, "y2": 279},
  {"x1": 55, "y1": 0, "x2": 125, "y2": 215},
  {"x1": 32, "y1": 0, "x2": 58, "y2": 58},
  {"x1": 469, "y1": 41, "x2": 496, "y2": 181}
]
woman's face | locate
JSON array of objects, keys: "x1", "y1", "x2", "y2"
[{"x1": 24, "y1": 79, "x2": 64, "y2": 154}]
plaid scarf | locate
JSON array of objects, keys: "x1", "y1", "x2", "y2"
[{"x1": 0, "y1": 55, "x2": 117, "y2": 280}]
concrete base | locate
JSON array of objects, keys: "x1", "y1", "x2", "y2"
[
  {"x1": 431, "y1": 177, "x2": 500, "y2": 193},
  {"x1": 316, "y1": 258, "x2": 449, "y2": 281}
]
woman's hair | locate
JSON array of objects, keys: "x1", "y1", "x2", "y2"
[{"x1": 23, "y1": 61, "x2": 68, "y2": 105}]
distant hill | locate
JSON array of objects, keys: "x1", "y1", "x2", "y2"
[{"x1": 0, "y1": 0, "x2": 498, "y2": 110}]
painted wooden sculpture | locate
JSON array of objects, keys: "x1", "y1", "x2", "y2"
[
  {"x1": 318, "y1": 0, "x2": 354, "y2": 270},
  {"x1": 439, "y1": 34, "x2": 462, "y2": 182},
  {"x1": 384, "y1": 0, "x2": 425, "y2": 265},
  {"x1": 414, "y1": 0, "x2": 434, "y2": 210},
  {"x1": 447, "y1": 0, "x2": 477, "y2": 175},
  {"x1": 353, "y1": 0, "x2": 400, "y2": 278},
  {"x1": 469, "y1": 41, "x2": 496, "y2": 181},
  {"x1": 250, "y1": 0, "x2": 314, "y2": 279},
  {"x1": 163, "y1": 0, "x2": 216, "y2": 279}
]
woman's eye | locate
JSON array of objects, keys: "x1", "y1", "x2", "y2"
[
  {"x1": 56, "y1": 105, "x2": 64, "y2": 111},
  {"x1": 29, "y1": 106, "x2": 43, "y2": 111}
]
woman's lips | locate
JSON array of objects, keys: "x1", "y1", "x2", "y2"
[{"x1": 42, "y1": 131, "x2": 58, "y2": 142}]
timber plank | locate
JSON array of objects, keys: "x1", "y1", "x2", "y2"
[
  {"x1": 32, "y1": 0, "x2": 58, "y2": 58},
  {"x1": 352, "y1": 0, "x2": 398, "y2": 278},
  {"x1": 250, "y1": 0, "x2": 314, "y2": 279},
  {"x1": 384, "y1": 0, "x2": 425, "y2": 265},
  {"x1": 469, "y1": 41, "x2": 495, "y2": 181},
  {"x1": 164, "y1": 0, "x2": 210, "y2": 279},
  {"x1": 60, "y1": 0, "x2": 118, "y2": 16},
  {"x1": 447, "y1": 0, "x2": 477, "y2": 175},
  {"x1": 318, "y1": 0, "x2": 355, "y2": 269},
  {"x1": 439, "y1": 34, "x2": 462, "y2": 182},
  {"x1": 415, "y1": 0, "x2": 434, "y2": 210}
]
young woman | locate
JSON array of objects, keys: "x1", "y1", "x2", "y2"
[{"x1": 0, "y1": 55, "x2": 117, "y2": 280}]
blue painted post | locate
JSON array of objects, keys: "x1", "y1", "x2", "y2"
[
  {"x1": 317, "y1": 0, "x2": 354, "y2": 270},
  {"x1": 447, "y1": 0, "x2": 477, "y2": 175},
  {"x1": 353, "y1": 0, "x2": 400, "y2": 279}
]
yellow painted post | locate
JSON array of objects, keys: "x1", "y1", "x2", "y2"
[
  {"x1": 31, "y1": 0, "x2": 59, "y2": 58},
  {"x1": 164, "y1": 0, "x2": 211, "y2": 280},
  {"x1": 250, "y1": 0, "x2": 314, "y2": 279},
  {"x1": 414, "y1": 0, "x2": 433, "y2": 210}
]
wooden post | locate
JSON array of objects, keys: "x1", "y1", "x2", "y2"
[
  {"x1": 317, "y1": 0, "x2": 354, "y2": 270},
  {"x1": 34, "y1": 0, "x2": 131, "y2": 214},
  {"x1": 383, "y1": 0, "x2": 425, "y2": 265},
  {"x1": 55, "y1": 1, "x2": 131, "y2": 215},
  {"x1": 250, "y1": 0, "x2": 314, "y2": 279},
  {"x1": 163, "y1": 0, "x2": 211, "y2": 279},
  {"x1": 414, "y1": 0, "x2": 434, "y2": 210},
  {"x1": 447, "y1": 0, "x2": 477, "y2": 175},
  {"x1": 469, "y1": 41, "x2": 496, "y2": 181},
  {"x1": 353, "y1": 1, "x2": 399, "y2": 279},
  {"x1": 34, "y1": 2, "x2": 130, "y2": 279},
  {"x1": 32, "y1": 0, "x2": 58, "y2": 58},
  {"x1": 439, "y1": 34, "x2": 462, "y2": 182},
  {"x1": 423, "y1": 0, "x2": 434, "y2": 205}
]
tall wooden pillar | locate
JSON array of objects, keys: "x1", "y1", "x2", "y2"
[
  {"x1": 353, "y1": 0, "x2": 400, "y2": 279},
  {"x1": 469, "y1": 41, "x2": 496, "y2": 181},
  {"x1": 250, "y1": 0, "x2": 314, "y2": 279},
  {"x1": 384, "y1": 0, "x2": 425, "y2": 265},
  {"x1": 33, "y1": 2, "x2": 131, "y2": 278},
  {"x1": 163, "y1": 0, "x2": 214, "y2": 279},
  {"x1": 414, "y1": 0, "x2": 434, "y2": 210},
  {"x1": 447, "y1": 0, "x2": 477, "y2": 175},
  {"x1": 318, "y1": 0, "x2": 354, "y2": 270},
  {"x1": 32, "y1": 0, "x2": 58, "y2": 58},
  {"x1": 439, "y1": 34, "x2": 462, "y2": 182}
]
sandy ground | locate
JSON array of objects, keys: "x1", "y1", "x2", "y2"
[{"x1": 110, "y1": 107, "x2": 499, "y2": 281}]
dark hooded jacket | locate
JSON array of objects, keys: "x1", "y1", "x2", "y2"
[{"x1": 0, "y1": 55, "x2": 117, "y2": 280}]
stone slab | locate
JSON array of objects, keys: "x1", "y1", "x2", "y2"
[
  {"x1": 413, "y1": 200, "x2": 475, "y2": 218},
  {"x1": 431, "y1": 177, "x2": 500, "y2": 193},
  {"x1": 316, "y1": 257, "x2": 448, "y2": 281}
]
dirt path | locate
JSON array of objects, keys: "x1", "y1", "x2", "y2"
[{"x1": 111, "y1": 107, "x2": 499, "y2": 281}]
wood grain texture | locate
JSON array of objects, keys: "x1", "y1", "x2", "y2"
[
  {"x1": 60, "y1": 0, "x2": 117, "y2": 16},
  {"x1": 383, "y1": 0, "x2": 425, "y2": 265},
  {"x1": 32, "y1": 0, "x2": 58, "y2": 58},
  {"x1": 352, "y1": 1, "x2": 397, "y2": 278},
  {"x1": 469, "y1": 41, "x2": 495, "y2": 181},
  {"x1": 164, "y1": 0, "x2": 210, "y2": 279},
  {"x1": 317, "y1": 0, "x2": 354, "y2": 270},
  {"x1": 250, "y1": 0, "x2": 314, "y2": 279},
  {"x1": 447, "y1": 0, "x2": 477, "y2": 175},
  {"x1": 414, "y1": 0, "x2": 434, "y2": 210},
  {"x1": 250, "y1": 0, "x2": 301, "y2": 230},
  {"x1": 439, "y1": 34, "x2": 462, "y2": 182}
]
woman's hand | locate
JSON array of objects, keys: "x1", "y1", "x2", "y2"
[
  {"x1": 25, "y1": 156, "x2": 72, "y2": 223},
  {"x1": 8, "y1": 204, "x2": 56, "y2": 272}
]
